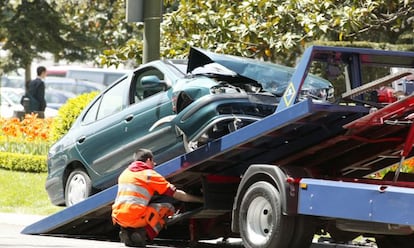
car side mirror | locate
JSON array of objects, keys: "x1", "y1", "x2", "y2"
[{"x1": 141, "y1": 75, "x2": 168, "y2": 90}]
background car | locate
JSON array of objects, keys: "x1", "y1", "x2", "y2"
[
  {"x1": 47, "y1": 66, "x2": 130, "y2": 86},
  {"x1": 44, "y1": 88, "x2": 76, "y2": 110},
  {"x1": 45, "y1": 48, "x2": 334, "y2": 206},
  {"x1": 45, "y1": 76, "x2": 105, "y2": 95},
  {"x1": 1, "y1": 75, "x2": 25, "y2": 88},
  {"x1": 1, "y1": 87, "x2": 58, "y2": 118},
  {"x1": 1, "y1": 75, "x2": 99, "y2": 113}
]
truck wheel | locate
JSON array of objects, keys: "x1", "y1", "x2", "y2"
[
  {"x1": 288, "y1": 215, "x2": 315, "y2": 248},
  {"x1": 239, "y1": 181, "x2": 294, "y2": 248},
  {"x1": 65, "y1": 169, "x2": 92, "y2": 206},
  {"x1": 376, "y1": 234, "x2": 414, "y2": 248}
]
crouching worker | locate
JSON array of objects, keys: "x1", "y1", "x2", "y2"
[{"x1": 112, "y1": 148, "x2": 204, "y2": 247}]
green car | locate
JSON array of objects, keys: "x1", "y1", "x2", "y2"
[{"x1": 46, "y1": 47, "x2": 334, "y2": 206}]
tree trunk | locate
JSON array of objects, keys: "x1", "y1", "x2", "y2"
[{"x1": 24, "y1": 63, "x2": 32, "y2": 93}]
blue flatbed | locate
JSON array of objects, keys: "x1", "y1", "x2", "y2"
[{"x1": 22, "y1": 46, "x2": 414, "y2": 247}]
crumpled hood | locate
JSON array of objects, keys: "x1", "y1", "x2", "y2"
[{"x1": 187, "y1": 47, "x2": 333, "y2": 96}]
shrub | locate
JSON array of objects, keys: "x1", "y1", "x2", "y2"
[
  {"x1": 49, "y1": 91, "x2": 98, "y2": 142},
  {"x1": 0, "y1": 152, "x2": 46, "y2": 172}
]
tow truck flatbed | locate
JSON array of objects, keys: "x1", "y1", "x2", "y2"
[{"x1": 23, "y1": 46, "x2": 414, "y2": 248}]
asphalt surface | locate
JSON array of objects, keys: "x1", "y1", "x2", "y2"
[
  {"x1": 0, "y1": 212, "x2": 245, "y2": 248},
  {"x1": 0, "y1": 213, "x2": 124, "y2": 248},
  {"x1": 0, "y1": 212, "x2": 378, "y2": 248}
]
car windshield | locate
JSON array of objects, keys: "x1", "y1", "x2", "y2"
[{"x1": 2, "y1": 88, "x2": 23, "y2": 104}]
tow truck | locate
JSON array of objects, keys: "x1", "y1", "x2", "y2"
[{"x1": 23, "y1": 46, "x2": 414, "y2": 248}]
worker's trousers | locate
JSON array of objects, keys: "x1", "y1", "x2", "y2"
[{"x1": 136, "y1": 202, "x2": 175, "y2": 240}]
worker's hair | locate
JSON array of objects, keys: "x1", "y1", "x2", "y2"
[
  {"x1": 134, "y1": 148, "x2": 153, "y2": 162},
  {"x1": 37, "y1": 66, "x2": 46, "y2": 76}
]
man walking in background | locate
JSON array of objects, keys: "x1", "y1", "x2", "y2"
[{"x1": 27, "y1": 66, "x2": 47, "y2": 113}]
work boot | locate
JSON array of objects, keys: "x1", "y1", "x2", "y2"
[
  {"x1": 119, "y1": 227, "x2": 146, "y2": 247},
  {"x1": 119, "y1": 228, "x2": 130, "y2": 244},
  {"x1": 129, "y1": 228, "x2": 147, "y2": 247}
]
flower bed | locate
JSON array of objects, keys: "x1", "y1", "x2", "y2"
[{"x1": 0, "y1": 114, "x2": 51, "y2": 172}]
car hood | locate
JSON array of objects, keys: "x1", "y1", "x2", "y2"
[{"x1": 187, "y1": 47, "x2": 333, "y2": 97}]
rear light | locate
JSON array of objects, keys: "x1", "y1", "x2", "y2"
[{"x1": 377, "y1": 86, "x2": 397, "y2": 103}]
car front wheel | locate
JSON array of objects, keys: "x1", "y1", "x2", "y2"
[{"x1": 65, "y1": 169, "x2": 92, "y2": 206}]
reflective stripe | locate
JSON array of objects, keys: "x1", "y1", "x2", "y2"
[
  {"x1": 115, "y1": 195, "x2": 149, "y2": 206},
  {"x1": 150, "y1": 202, "x2": 174, "y2": 212},
  {"x1": 118, "y1": 183, "x2": 151, "y2": 199},
  {"x1": 146, "y1": 170, "x2": 152, "y2": 182},
  {"x1": 153, "y1": 222, "x2": 162, "y2": 233}
]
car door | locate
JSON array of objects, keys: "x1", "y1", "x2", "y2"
[
  {"x1": 75, "y1": 65, "x2": 185, "y2": 189},
  {"x1": 74, "y1": 76, "x2": 133, "y2": 184},
  {"x1": 120, "y1": 66, "x2": 186, "y2": 165}
]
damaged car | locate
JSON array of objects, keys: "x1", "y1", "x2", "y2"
[{"x1": 46, "y1": 47, "x2": 334, "y2": 206}]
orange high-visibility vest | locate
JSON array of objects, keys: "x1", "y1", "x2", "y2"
[{"x1": 112, "y1": 164, "x2": 176, "y2": 228}]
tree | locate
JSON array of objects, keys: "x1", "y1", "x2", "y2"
[
  {"x1": 0, "y1": 0, "x2": 142, "y2": 81},
  {"x1": 100, "y1": 0, "x2": 414, "y2": 68},
  {"x1": 0, "y1": 0, "x2": 98, "y2": 81},
  {"x1": 54, "y1": 0, "x2": 142, "y2": 64}
]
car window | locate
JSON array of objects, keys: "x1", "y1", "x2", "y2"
[
  {"x1": 82, "y1": 96, "x2": 101, "y2": 125},
  {"x1": 133, "y1": 68, "x2": 164, "y2": 103},
  {"x1": 76, "y1": 85, "x2": 97, "y2": 94},
  {"x1": 96, "y1": 78, "x2": 128, "y2": 120},
  {"x1": 47, "y1": 82, "x2": 76, "y2": 93}
]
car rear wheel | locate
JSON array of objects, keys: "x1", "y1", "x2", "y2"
[{"x1": 65, "y1": 169, "x2": 92, "y2": 206}]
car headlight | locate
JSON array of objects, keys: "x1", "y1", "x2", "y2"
[
  {"x1": 300, "y1": 87, "x2": 334, "y2": 101},
  {"x1": 210, "y1": 83, "x2": 243, "y2": 94}
]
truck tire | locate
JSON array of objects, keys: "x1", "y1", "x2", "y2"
[
  {"x1": 65, "y1": 169, "x2": 92, "y2": 206},
  {"x1": 288, "y1": 215, "x2": 315, "y2": 248},
  {"x1": 239, "y1": 181, "x2": 294, "y2": 248}
]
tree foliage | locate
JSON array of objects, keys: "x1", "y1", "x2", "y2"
[
  {"x1": 54, "y1": 0, "x2": 142, "y2": 62},
  {"x1": 0, "y1": 0, "x2": 141, "y2": 79},
  {"x1": 100, "y1": 0, "x2": 414, "y2": 67},
  {"x1": 0, "y1": 0, "x2": 96, "y2": 80}
]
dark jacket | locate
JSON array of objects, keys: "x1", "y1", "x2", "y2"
[{"x1": 28, "y1": 78, "x2": 46, "y2": 111}]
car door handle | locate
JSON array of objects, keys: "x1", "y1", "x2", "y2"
[
  {"x1": 77, "y1": 136, "x2": 86, "y2": 144},
  {"x1": 125, "y1": 114, "x2": 134, "y2": 122}
]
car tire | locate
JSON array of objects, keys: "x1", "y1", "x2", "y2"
[
  {"x1": 239, "y1": 181, "x2": 294, "y2": 248},
  {"x1": 65, "y1": 169, "x2": 92, "y2": 206}
]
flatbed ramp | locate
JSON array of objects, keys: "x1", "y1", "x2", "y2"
[
  {"x1": 22, "y1": 98, "x2": 366, "y2": 236},
  {"x1": 23, "y1": 93, "x2": 414, "y2": 237}
]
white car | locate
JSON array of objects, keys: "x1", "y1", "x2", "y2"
[{"x1": 1, "y1": 87, "x2": 58, "y2": 118}]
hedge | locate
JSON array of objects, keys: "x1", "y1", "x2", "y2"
[{"x1": 0, "y1": 152, "x2": 47, "y2": 172}]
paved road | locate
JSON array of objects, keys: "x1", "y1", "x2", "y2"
[
  {"x1": 1, "y1": 223, "x2": 124, "y2": 248},
  {"x1": 0, "y1": 213, "x2": 377, "y2": 248},
  {"x1": 0, "y1": 213, "x2": 123, "y2": 248},
  {"x1": 0, "y1": 212, "x2": 244, "y2": 248}
]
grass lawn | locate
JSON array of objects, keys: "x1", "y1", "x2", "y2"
[{"x1": 0, "y1": 168, "x2": 62, "y2": 215}]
